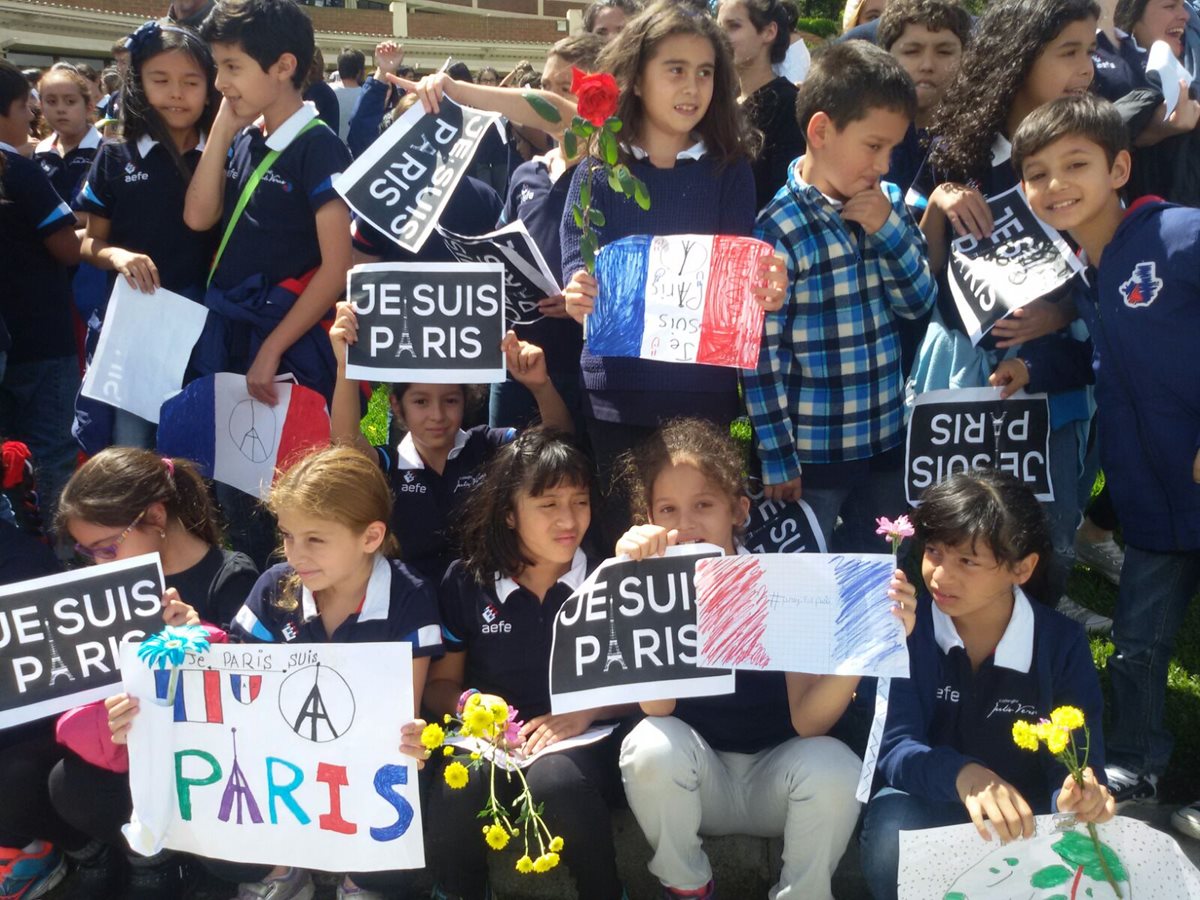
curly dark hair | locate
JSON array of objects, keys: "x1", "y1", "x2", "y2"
[{"x1": 929, "y1": 0, "x2": 1099, "y2": 182}]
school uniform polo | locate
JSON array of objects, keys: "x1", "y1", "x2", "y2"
[
  {"x1": 77, "y1": 134, "x2": 216, "y2": 295},
  {"x1": 34, "y1": 127, "x2": 101, "y2": 208},
  {"x1": 438, "y1": 549, "x2": 590, "y2": 719},
  {"x1": 0, "y1": 143, "x2": 76, "y2": 364},
  {"x1": 213, "y1": 102, "x2": 351, "y2": 291},
  {"x1": 230, "y1": 554, "x2": 443, "y2": 653},
  {"x1": 377, "y1": 425, "x2": 515, "y2": 581}
]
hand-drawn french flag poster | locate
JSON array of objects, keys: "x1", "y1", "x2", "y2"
[
  {"x1": 587, "y1": 234, "x2": 774, "y2": 369},
  {"x1": 437, "y1": 221, "x2": 562, "y2": 326},
  {"x1": 948, "y1": 184, "x2": 1084, "y2": 346},
  {"x1": 80, "y1": 280, "x2": 209, "y2": 424},
  {"x1": 334, "y1": 97, "x2": 502, "y2": 253},
  {"x1": 122, "y1": 641, "x2": 424, "y2": 872},
  {"x1": 0, "y1": 553, "x2": 164, "y2": 729},
  {"x1": 548, "y1": 545, "x2": 735, "y2": 714},
  {"x1": 693, "y1": 553, "x2": 906, "y2": 677},
  {"x1": 344, "y1": 263, "x2": 506, "y2": 384},
  {"x1": 905, "y1": 387, "x2": 1053, "y2": 505},
  {"x1": 741, "y1": 477, "x2": 827, "y2": 555},
  {"x1": 157, "y1": 373, "x2": 330, "y2": 498}
]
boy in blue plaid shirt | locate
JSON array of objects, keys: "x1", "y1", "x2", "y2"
[{"x1": 745, "y1": 42, "x2": 935, "y2": 549}]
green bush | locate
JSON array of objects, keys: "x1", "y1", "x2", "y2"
[{"x1": 796, "y1": 15, "x2": 840, "y2": 37}]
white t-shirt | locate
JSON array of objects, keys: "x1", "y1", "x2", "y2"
[
  {"x1": 774, "y1": 39, "x2": 811, "y2": 84},
  {"x1": 332, "y1": 83, "x2": 364, "y2": 141}
]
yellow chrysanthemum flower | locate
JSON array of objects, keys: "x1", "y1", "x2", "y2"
[
  {"x1": 516, "y1": 855, "x2": 534, "y2": 874},
  {"x1": 489, "y1": 698, "x2": 509, "y2": 725},
  {"x1": 533, "y1": 854, "x2": 552, "y2": 873},
  {"x1": 463, "y1": 693, "x2": 484, "y2": 712},
  {"x1": 1045, "y1": 726, "x2": 1069, "y2": 755},
  {"x1": 549, "y1": 836, "x2": 564, "y2": 852},
  {"x1": 443, "y1": 713, "x2": 452, "y2": 724},
  {"x1": 443, "y1": 746, "x2": 454, "y2": 757},
  {"x1": 485, "y1": 824, "x2": 510, "y2": 850},
  {"x1": 470, "y1": 752, "x2": 481, "y2": 760},
  {"x1": 443, "y1": 761, "x2": 469, "y2": 789},
  {"x1": 545, "y1": 852, "x2": 560, "y2": 869},
  {"x1": 420, "y1": 723, "x2": 446, "y2": 750},
  {"x1": 464, "y1": 705, "x2": 495, "y2": 736},
  {"x1": 1050, "y1": 706, "x2": 1085, "y2": 732},
  {"x1": 1012, "y1": 720, "x2": 1041, "y2": 752}
]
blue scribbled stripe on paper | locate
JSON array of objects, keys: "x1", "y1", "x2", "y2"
[
  {"x1": 832, "y1": 555, "x2": 900, "y2": 671},
  {"x1": 589, "y1": 235, "x2": 651, "y2": 357}
]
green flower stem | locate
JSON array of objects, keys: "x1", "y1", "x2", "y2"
[
  {"x1": 1054, "y1": 744, "x2": 1122, "y2": 899},
  {"x1": 1086, "y1": 821, "x2": 1122, "y2": 899},
  {"x1": 166, "y1": 666, "x2": 181, "y2": 705}
]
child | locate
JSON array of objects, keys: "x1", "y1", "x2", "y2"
[
  {"x1": 330, "y1": 301, "x2": 571, "y2": 582},
  {"x1": 743, "y1": 41, "x2": 935, "y2": 552},
  {"x1": 107, "y1": 445, "x2": 441, "y2": 900},
  {"x1": 860, "y1": 470, "x2": 1114, "y2": 900},
  {"x1": 76, "y1": 19, "x2": 221, "y2": 450},
  {"x1": 399, "y1": 428, "x2": 628, "y2": 900},
  {"x1": 33, "y1": 64, "x2": 101, "y2": 206},
  {"x1": 0, "y1": 59, "x2": 81, "y2": 519},
  {"x1": 1011, "y1": 94, "x2": 1200, "y2": 822},
  {"x1": 615, "y1": 418, "x2": 916, "y2": 900},
  {"x1": 184, "y1": 0, "x2": 352, "y2": 408}
]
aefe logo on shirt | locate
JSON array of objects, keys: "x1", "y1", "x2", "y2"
[
  {"x1": 398, "y1": 470, "x2": 427, "y2": 494},
  {"x1": 481, "y1": 603, "x2": 511, "y2": 634},
  {"x1": 1119, "y1": 261, "x2": 1163, "y2": 308},
  {"x1": 936, "y1": 684, "x2": 960, "y2": 703},
  {"x1": 124, "y1": 162, "x2": 149, "y2": 183}
]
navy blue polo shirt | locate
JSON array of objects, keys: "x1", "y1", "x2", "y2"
[
  {"x1": 439, "y1": 549, "x2": 590, "y2": 720},
  {"x1": 0, "y1": 143, "x2": 76, "y2": 364},
  {"x1": 34, "y1": 127, "x2": 101, "y2": 208},
  {"x1": 351, "y1": 174, "x2": 503, "y2": 263},
  {"x1": 672, "y1": 671, "x2": 795, "y2": 755},
  {"x1": 1092, "y1": 30, "x2": 1149, "y2": 101},
  {"x1": 231, "y1": 555, "x2": 443, "y2": 652},
  {"x1": 377, "y1": 424, "x2": 515, "y2": 582},
  {"x1": 500, "y1": 157, "x2": 583, "y2": 376},
  {"x1": 213, "y1": 103, "x2": 351, "y2": 291},
  {"x1": 78, "y1": 134, "x2": 217, "y2": 295}
]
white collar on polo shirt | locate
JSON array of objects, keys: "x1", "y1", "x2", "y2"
[
  {"x1": 136, "y1": 131, "x2": 208, "y2": 158},
  {"x1": 36, "y1": 126, "x2": 102, "y2": 157},
  {"x1": 395, "y1": 429, "x2": 470, "y2": 471},
  {"x1": 931, "y1": 585, "x2": 1035, "y2": 674},
  {"x1": 258, "y1": 101, "x2": 318, "y2": 152},
  {"x1": 300, "y1": 553, "x2": 392, "y2": 624},
  {"x1": 629, "y1": 140, "x2": 707, "y2": 161},
  {"x1": 495, "y1": 548, "x2": 589, "y2": 604}
]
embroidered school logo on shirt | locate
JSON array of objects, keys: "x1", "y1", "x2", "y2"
[
  {"x1": 986, "y1": 698, "x2": 1037, "y2": 719},
  {"x1": 280, "y1": 622, "x2": 299, "y2": 641},
  {"x1": 454, "y1": 474, "x2": 482, "y2": 493},
  {"x1": 1119, "y1": 262, "x2": 1163, "y2": 308},
  {"x1": 262, "y1": 171, "x2": 293, "y2": 192},
  {"x1": 398, "y1": 470, "x2": 427, "y2": 494},
  {"x1": 124, "y1": 162, "x2": 149, "y2": 183},
  {"x1": 518, "y1": 185, "x2": 536, "y2": 205},
  {"x1": 482, "y1": 603, "x2": 499, "y2": 623}
]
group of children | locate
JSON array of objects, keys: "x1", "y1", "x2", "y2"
[{"x1": 1, "y1": 0, "x2": 1199, "y2": 896}]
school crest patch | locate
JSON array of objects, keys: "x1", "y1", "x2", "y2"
[{"x1": 1119, "y1": 261, "x2": 1162, "y2": 308}]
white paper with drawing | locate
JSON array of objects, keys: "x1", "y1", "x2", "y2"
[
  {"x1": 693, "y1": 553, "x2": 906, "y2": 677},
  {"x1": 80, "y1": 281, "x2": 208, "y2": 423},
  {"x1": 447, "y1": 724, "x2": 616, "y2": 770},
  {"x1": 899, "y1": 814, "x2": 1200, "y2": 898},
  {"x1": 1147, "y1": 39, "x2": 1193, "y2": 118}
]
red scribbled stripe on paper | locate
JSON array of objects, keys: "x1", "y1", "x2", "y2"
[
  {"x1": 696, "y1": 236, "x2": 771, "y2": 370},
  {"x1": 695, "y1": 556, "x2": 770, "y2": 667}
]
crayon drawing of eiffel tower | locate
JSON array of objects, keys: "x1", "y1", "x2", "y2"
[
  {"x1": 45, "y1": 620, "x2": 75, "y2": 686},
  {"x1": 292, "y1": 663, "x2": 339, "y2": 742},
  {"x1": 395, "y1": 294, "x2": 416, "y2": 358},
  {"x1": 602, "y1": 595, "x2": 627, "y2": 672},
  {"x1": 218, "y1": 729, "x2": 263, "y2": 824}
]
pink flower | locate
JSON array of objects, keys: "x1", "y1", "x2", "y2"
[
  {"x1": 875, "y1": 515, "x2": 915, "y2": 540},
  {"x1": 504, "y1": 706, "x2": 524, "y2": 746}
]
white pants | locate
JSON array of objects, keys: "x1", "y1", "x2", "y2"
[{"x1": 619, "y1": 716, "x2": 862, "y2": 900}]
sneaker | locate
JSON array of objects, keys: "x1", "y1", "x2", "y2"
[
  {"x1": 63, "y1": 842, "x2": 122, "y2": 899},
  {"x1": 1172, "y1": 802, "x2": 1200, "y2": 841},
  {"x1": 1105, "y1": 765, "x2": 1158, "y2": 806},
  {"x1": 1056, "y1": 595, "x2": 1114, "y2": 634},
  {"x1": 233, "y1": 867, "x2": 315, "y2": 900},
  {"x1": 125, "y1": 851, "x2": 185, "y2": 900},
  {"x1": 336, "y1": 877, "x2": 386, "y2": 900},
  {"x1": 0, "y1": 845, "x2": 68, "y2": 900},
  {"x1": 664, "y1": 881, "x2": 715, "y2": 900},
  {"x1": 1075, "y1": 534, "x2": 1125, "y2": 585}
]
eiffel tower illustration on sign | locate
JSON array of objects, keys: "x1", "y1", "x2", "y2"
[
  {"x1": 602, "y1": 595, "x2": 627, "y2": 672},
  {"x1": 395, "y1": 294, "x2": 416, "y2": 358},
  {"x1": 44, "y1": 619, "x2": 75, "y2": 686},
  {"x1": 292, "y1": 663, "x2": 339, "y2": 741},
  {"x1": 218, "y1": 728, "x2": 263, "y2": 825}
]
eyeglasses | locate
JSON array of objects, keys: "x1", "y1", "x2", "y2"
[{"x1": 74, "y1": 509, "x2": 147, "y2": 562}]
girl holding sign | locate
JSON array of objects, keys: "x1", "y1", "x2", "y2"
[
  {"x1": 614, "y1": 418, "x2": 916, "y2": 900},
  {"x1": 399, "y1": 429, "x2": 630, "y2": 900},
  {"x1": 859, "y1": 470, "x2": 1113, "y2": 900}
]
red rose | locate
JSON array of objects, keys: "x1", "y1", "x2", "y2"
[{"x1": 571, "y1": 67, "x2": 620, "y2": 127}]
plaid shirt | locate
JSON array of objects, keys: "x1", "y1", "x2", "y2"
[{"x1": 745, "y1": 160, "x2": 935, "y2": 484}]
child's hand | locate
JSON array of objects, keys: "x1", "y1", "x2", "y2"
[
  {"x1": 374, "y1": 41, "x2": 404, "y2": 78},
  {"x1": 161, "y1": 588, "x2": 199, "y2": 627},
  {"x1": 564, "y1": 270, "x2": 597, "y2": 324},
  {"x1": 1057, "y1": 767, "x2": 1116, "y2": 824},
  {"x1": 211, "y1": 95, "x2": 256, "y2": 143},
  {"x1": 501, "y1": 331, "x2": 550, "y2": 389},
  {"x1": 385, "y1": 72, "x2": 453, "y2": 115},
  {"x1": 330, "y1": 300, "x2": 359, "y2": 368},
  {"x1": 106, "y1": 693, "x2": 140, "y2": 745},
  {"x1": 956, "y1": 762, "x2": 1036, "y2": 842},
  {"x1": 537, "y1": 295, "x2": 569, "y2": 319},
  {"x1": 110, "y1": 248, "x2": 160, "y2": 293},
  {"x1": 399, "y1": 718, "x2": 431, "y2": 769},
  {"x1": 616, "y1": 524, "x2": 677, "y2": 560},
  {"x1": 988, "y1": 358, "x2": 1030, "y2": 399},
  {"x1": 245, "y1": 347, "x2": 283, "y2": 406},
  {"x1": 1163, "y1": 84, "x2": 1200, "y2": 134},
  {"x1": 520, "y1": 710, "x2": 593, "y2": 756},
  {"x1": 751, "y1": 253, "x2": 788, "y2": 312},
  {"x1": 888, "y1": 569, "x2": 917, "y2": 636},
  {"x1": 763, "y1": 476, "x2": 802, "y2": 503},
  {"x1": 930, "y1": 182, "x2": 992, "y2": 240},
  {"x1": 990, "y1": 298, "x2": 1073, "y2": 348},
  {"x1": 841, "y1": 184, "x2": 893, "y2": 234}
]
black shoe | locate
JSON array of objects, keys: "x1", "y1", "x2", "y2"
[
  {"x1": 64, "y1": 842, "x2": 123, "y2": 899},
  {"x1": 1105, "y1": 765, "x2": 1158, "y2": 806},
  {"x1": 124, "y1": 853, "x2": 186, "y2": 900}
]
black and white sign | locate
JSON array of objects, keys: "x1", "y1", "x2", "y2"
[
  {"x1": 345, "y1": 262, "x2": 506, "y2": 383},
  {"x1": 549, "y1": 546, "x2": 735, "y2": 714},
  {"x1": 742, "y1": 477, "x2": 827, "y2": 555},
  {"x1": 334, "y1": 98, "x2": 502, "y2": 253},
  {"x1": 905, "y1": 387, "x2": 1054, "y2": 504},
  {"x1": 0, "y1": 553, "x2": 164, "y2": 728},
  {"x1": 437, "y1": 221, "x2": 561, "y2": 326},
  {"x1": 948, "y1": 184, "x2": 1083, "y2": 346}
]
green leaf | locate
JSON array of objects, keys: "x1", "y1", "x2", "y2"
[
  {"x1": 1030, "y1": 865, "x2": 1074, "y2": 888},
  {"x1": 1051, "y1": 832, "x2": 1128, "y2": 884},
  {"x1": 572, "y1": 206, "x2": 584, "y2": 229},
  {"x1": 572, "y1": 118, "x2": 590, "y2": 139},
  {"x1": 589, "y1": 208, "x2": 606, "y2": 227},
  {"x1": 522, "y1": 92, "x2": 560, "y2": 124},
  {"x1": 608, "y1": 117, "x2": 622, "y2": 132},
  {"x1": 599, "y1": 128, "x2": 619, "y2": 166},
  {"x1": 943, "y1": 894, "x2": 967, "y2": 900},
  {"x1": 562, "y1": 130, "x2": 578, "y2": 159},
  {"x1": 580, "y1": 174, "x2": 592, "y2": 210},
  {"x1": 607, "y1": 167, "x2": 623, "y2": 194},
  {"x1": 633, "y1": 177, "x2": 651, "y2": 211},
  {"x1": 581, "y1": 235, "x2": 596, "y2": 273},
  {"x1": 616, "y1": 164, "x2": 635, "y2": 193}
]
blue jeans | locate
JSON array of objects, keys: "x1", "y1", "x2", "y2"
[
  {"x1": 1043, "y1": 423, "x2": 1084, "y2": 601},
  {"x1": 488, "y1": 371, "x2": 582, "y2": 432},
  {"x1": 1107, "y1": 544, "x2": 1200, "y2": 774},
  {"x1": 112, "y1": 408, "x2": 157, "y2": 450},
  {"x1": 0, "y1": 355, "x2": 80, "y2": 518},
  {"x1": 859, "y1": 788, "x2": 968, "y2": 900}
]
